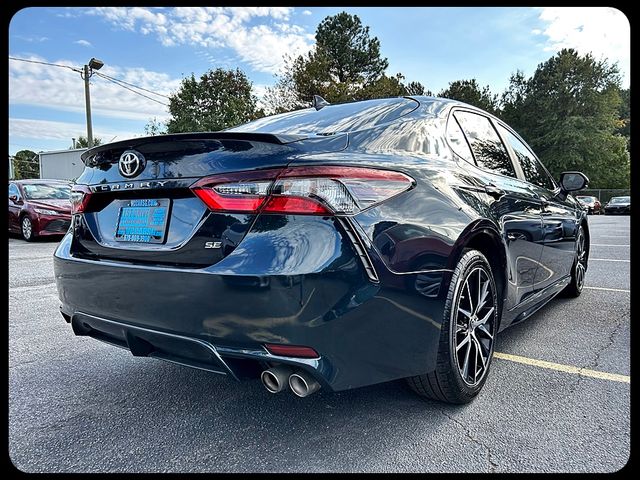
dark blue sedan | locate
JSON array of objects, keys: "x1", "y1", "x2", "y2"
[{"x1": 54, "y1": 96, "x2": 590, "y2": 403}]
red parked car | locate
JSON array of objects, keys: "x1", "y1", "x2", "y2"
[{"x1": 8, "y1": 179, "x2": 72, "y2": 241}]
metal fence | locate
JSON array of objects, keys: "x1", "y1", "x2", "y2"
[{"x1": 579, "y1": 189, "x2": 630, "y2": 203}]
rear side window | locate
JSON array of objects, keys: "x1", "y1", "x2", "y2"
[
  {"x1": 229, "y1": 97, "x2": 419, "y2": 135},
  {"x1": 454, "y1": 111, "x2": 516, "y2": 178},
  {"x1": 497, "y1": 125, "x2": 556, "y2": 191},
  {"x1": 447, "y1": 116, "x2": 474, "y2": 163}
]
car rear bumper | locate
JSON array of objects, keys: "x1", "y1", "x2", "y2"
[
  {"x1": 54, "y1": 230, "x2": 450, "y2": 392},
  {"x1": 604, "y1": 207, "x2": 630, "y2": 214},
  {"x1": 36, "y1": 214, "x2": 71, "y2": 235}
]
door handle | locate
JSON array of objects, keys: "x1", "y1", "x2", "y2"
[
  {"x1": 484, "y1": 184, "x2": 505, "y2": 199},
  {"x1": 540, "y1": 197, "x2": 551, "y2": 213}
]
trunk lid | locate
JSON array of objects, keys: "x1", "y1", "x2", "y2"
[{"x1": 72, "y1": 132, "x2": 347, "y2": 267}]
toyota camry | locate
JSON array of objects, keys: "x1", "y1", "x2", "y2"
[{"x1": 54, "y1": 96, "x2": 590, "y2": 403}]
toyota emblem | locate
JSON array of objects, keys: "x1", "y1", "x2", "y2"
[{"x1": 118, "y1": 150, "x2": 145, "y2": 178}]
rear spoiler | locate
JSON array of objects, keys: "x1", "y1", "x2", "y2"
[{"x1": 81, "y1": 132, "x2": 309, "y2": 163}]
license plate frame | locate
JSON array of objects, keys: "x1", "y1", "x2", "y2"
[{"x1": 114, "y1": 198, "x2": 171, "y2": 244}]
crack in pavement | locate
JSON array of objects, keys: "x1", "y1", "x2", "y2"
[
  {"x1": 567, "y1": 309, "x2": 626, "y2": 396},
  {"x1": 440, "y1": 410, "x2": 498, "y2": 472}
]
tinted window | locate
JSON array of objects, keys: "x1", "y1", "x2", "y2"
[
  {"x1": 497, "y1": 125, "x2": 555, "y2": 190},
  {"x1": 447, "y1": 116, "x2": 474, "y2": 163},
  {"x1": 9, "y1": 183, "x2": 20, "y2": 198},
  {"x1": 454, "y1": 111, "x2": 516, "y2": 178},
  {"x1": 229, "y1": 98, "x2": 419, "y2": 135}
]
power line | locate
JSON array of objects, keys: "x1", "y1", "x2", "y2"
[
  {"x1": 94, "y1": 71, "x2": 171, "y2": 99},
  {"x1": 10, "y1": 56, "x2": 170, "y2": 106},
  {"x1": 94, "y1": 73, "x2": 169, "y2": 107},
  {"x1": 9, "y1": 56, "x2": 81, "y2": 73}
]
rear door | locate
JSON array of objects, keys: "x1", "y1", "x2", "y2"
[
  {"x1": 453, "y1": 110, "x2": 545, "y2": 313},
  {"x1": 495, "y1": 123, "x2": 579, "y2": 292}
]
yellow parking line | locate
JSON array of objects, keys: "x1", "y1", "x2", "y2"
[
  {"x1": 589, "y1": 258, "x2": 630, "y2": 262},
  {"x1": 584, "y1": 286, "x2": 630, "y2": 293},
  {"x1": 494, "y1": 352, "x2": 630, "y2": 384}
]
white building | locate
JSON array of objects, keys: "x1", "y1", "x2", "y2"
[{"x1": 38, "y1": 148, "x2": 88, "y2": 181}]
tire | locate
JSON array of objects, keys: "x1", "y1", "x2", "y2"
[
  {"x1": 407, "y1": 249, "x2": 499, "y2": 404},
  {"x1": 562, "y1": 225, "x2": 587, "y2": 297},
  {"x1": 21, "y1": 215, "x2": 35, "y2": 242}
]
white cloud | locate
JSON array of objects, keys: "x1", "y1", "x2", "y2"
[
  {"x1": 302, "y1": 10, "x2": 313, "y2": 16},
  {"x1": 9, "y1": 118, "x2": 139, "y2": 142},
  {"x1": 537, "y1": 7, "x2": 630, "y2": 85},
  {"x1": 74, "y1": 39, "x2": 92, "y2": 47},
  {"x1": 86, "y1": 7, "x2": 314, "y2": 74},
  {"x1": 252, "y1": 83, "x2": 269, "y2": 111},
  {"x1": 15, "y1": 35, "x2": 49, "y2": 42},
  {"x1": 9, "y1": 55, "x2": 178, "y2": 121}
]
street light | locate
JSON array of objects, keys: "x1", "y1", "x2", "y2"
[{"x1": 81, "y1": 57, "x2": 104, "y2": 148}]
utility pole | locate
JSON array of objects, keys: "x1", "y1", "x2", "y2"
[
  {"x1": 82, "y1": 64, "x2": 94, "y2": 148},
  {"x1": 80, "y1": 58, "x2": 104, "y2": 149}
]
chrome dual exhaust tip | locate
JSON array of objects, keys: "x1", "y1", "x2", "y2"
[
  {"x1": 288, "y1": 371, "x2": 321, "y2": 398},
  {"x1": 260, "y1": 366, "x2": 321, "y2": 397},
  {"x1": 260, "y1": 366, "x2": 292, "y2": 393}
]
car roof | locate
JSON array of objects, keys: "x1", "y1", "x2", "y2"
[{"x1": 407, "y1": 95, "x2": 498, "y2": 119}]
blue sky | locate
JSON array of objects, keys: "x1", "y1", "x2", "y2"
[{"x1": 9, "y1": 7, "x2": 630, "y2": 155}]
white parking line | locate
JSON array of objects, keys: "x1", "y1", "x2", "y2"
[
  {"x1": 494, "y1": 352, "x2": 630, "y2": 384},
  {"x1": 584, "y1": 286, "x2": 630, "y2": 293},
  {"x1": 589, "y1": 258, "x2": 630, "y2": 262},
  {"x1": 591, "y1": 244, "x2": 630, "y2": 247},
  {"x1": 10, "y1": 256, "x2": 53, "y2": 261},
  {"x1": 9, "y1": 283, "x2": 57, "y2": 293}
]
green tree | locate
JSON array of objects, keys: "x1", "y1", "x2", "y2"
[
  {"x1": 144, "y1": 117, "x2": 167, "y2": 136},
  {"x1": 264, "y1": 12, "x2": 425, "y2": 113},
  {"x1": 12, "y1": 149, "x2": 39, "y2": 179},
  {"x1": 616, "y1": 87, "x2": 630, "y2": 150},
  {"x1": 501, "y1": 49, "x2": 628, "y2": 188},
  {"x1": 73, "y1": 135, "x2": 103, "y2": 148},
  {"x1": 166, "y1": 68, "x2": 259, "y2": 133},
  {"x1": 439, "y1": 79, "x2": 499, "y2": 115},
  {"x1": 405, "y1": 81, "x2": 431, "y2": 96},
  {"x1": 314, "y1": 12, "x2": 388, "y2": 84}
]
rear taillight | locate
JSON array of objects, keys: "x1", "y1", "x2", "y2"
[
  {"x1": 191, "y1": 166, "x2": 414, "y2": 215},
  {"x1": 70, "y1": 185, "x2": 92, "y2": 214}
]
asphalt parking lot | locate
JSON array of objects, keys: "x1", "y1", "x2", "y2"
[{"x1": 9, "y1": 215, "x2": 629, "y2": 473}]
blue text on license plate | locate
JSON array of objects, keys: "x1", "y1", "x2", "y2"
[{"x1": 115, "y1": 198, "x2": 170, "y2": 243}]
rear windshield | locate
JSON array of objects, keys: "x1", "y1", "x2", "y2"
[{"x1": 229, "y1": 97, "x2": 419, "y2": 135}]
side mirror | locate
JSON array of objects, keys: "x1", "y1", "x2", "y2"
[
  {"x1": 9, "y1": 194, "x2": 18, "y2": 203},
  {"x1": 559, "y1": 171, "x2": 589, "y2": 192}
]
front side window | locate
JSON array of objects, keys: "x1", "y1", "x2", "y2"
[
  {"x1": 497, "y1": 125, "x2": 556, "y2": 191},
  {"x1": 22, "y1": 183, "x2": 71, "y2": 200},
  {"x1": 9, "y1": 183, "x2": 20, "y2": 198},
  {"x1": 454, "y1": 111, "x2": 516, "y2": 178}
]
